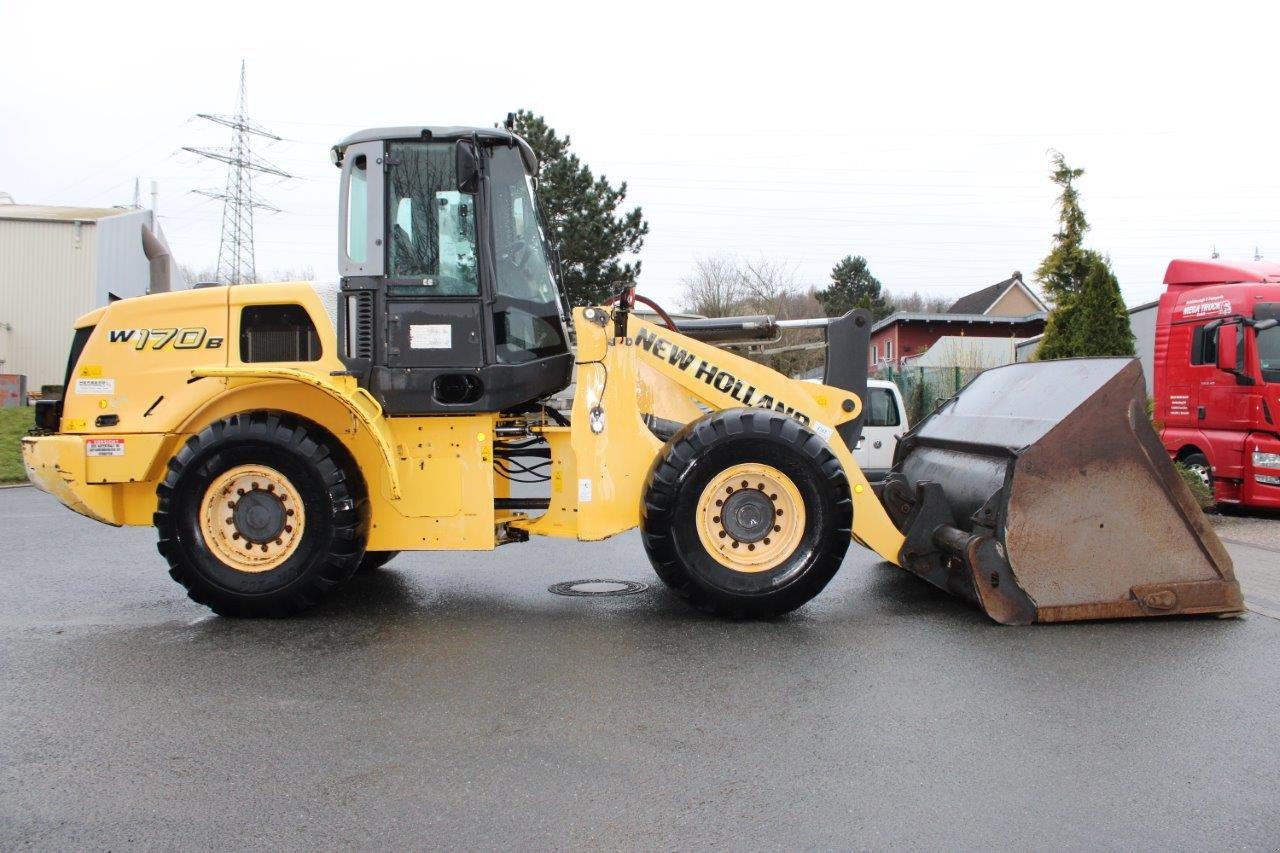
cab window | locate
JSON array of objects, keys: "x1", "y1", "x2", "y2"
[
  {"x1": 346, "y1": 156, "x2": 367, "y2": 263},
  {"x1": 1191, "y1": 324, "x2": 1218, "y2": 365},
  {"x1": 865, "y1": 387, "x2": 901, "y2": 427},
  {"x1": 487, "y1": 145, "x2": 566, "y2": 364},
  {"x1": 385, "y1": 142, "x2": 479, "y2": 294}
]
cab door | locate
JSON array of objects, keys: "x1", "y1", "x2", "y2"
[{"x1": 856, "y1": 384, "x2": 907, "y2": 481}]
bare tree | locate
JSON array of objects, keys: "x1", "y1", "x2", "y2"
[
  {"x1": 262, "y1": 265, "x2": 317, "y2": 282},
  {"x1": 679, "y1": 256, "x2": 747, "y2": 317},
  {"x1": 178, "y1": 263, "x2": 218, "y2": 287},
  {"x1": 886, "y1": 289, "x2": 952, "y2": 314},
  {"x1": 739, "y1": 258, "x2": 798, "y2": 313}
]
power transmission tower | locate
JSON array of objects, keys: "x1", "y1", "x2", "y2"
[{"x1": 183, "y1": 61, "x2": 291, "y2": 284}]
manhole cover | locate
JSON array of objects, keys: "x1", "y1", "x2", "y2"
[{"x1": 548, "y1": 579, "x2": 649, "y2": 597}]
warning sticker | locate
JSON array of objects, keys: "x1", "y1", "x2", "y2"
[
  {"x1": 409, "y1": 324, "x2": 452, "y2": 349},
  {"x1": 86, "y1": 438, "x2": 125, "y2": 457},
  {"x1": 578, "y1": 478, "x2": 593, "y2": 503},
  {"x1": 75, "y1": 378, "x2": 115, "y2": 395}
]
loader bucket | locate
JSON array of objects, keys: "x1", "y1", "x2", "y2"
[{"x1": 878, "y1": 358, "x2": 1244, "y2": 624}]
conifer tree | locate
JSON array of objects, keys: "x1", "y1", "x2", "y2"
[
  {"x1": 511, "y1": 110, "x2": 649, "y2": 306},
  {"x1": 1034, "y1": 153, "x2": 1133, "y2": 359},
  {"x1": 817, "y1": 255, "x2": 892, "y2": 320}
]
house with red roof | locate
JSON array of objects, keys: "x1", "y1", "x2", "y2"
[{"x1": 868, "y1": 272, "x2": 1048, "y2": 372}]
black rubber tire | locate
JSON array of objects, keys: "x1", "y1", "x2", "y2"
[
  {"x1": 154, "y1": 413, "x2": 368, "y2": 618},
  {"x1": 1183, "y1": 452, "x2": 1213, "y2": 493},
  {"x1": 641, "y1": 408, "x2": 852, "y2": 619},
  {"x1": 357, "y1": 550, "x2": 399, "y2": 572}
]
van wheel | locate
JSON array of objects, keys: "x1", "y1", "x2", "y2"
[
  {"x1": 358, "y1": 551, "x2": 399, "y2": 572},
  {"x1": 1183, "y1": 452, "x2": 1213, "y2": 493},
  {"x1": 641, "y1": 409, "x2": 852, "y2": 619},
  {"x1": 154, "y1": 413, "x2": 367, "y2": 617}
]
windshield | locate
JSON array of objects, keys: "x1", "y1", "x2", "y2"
[
  {"x1": 487, "y1": 145, "x2": 566, "y2": 364},
  {"x1": 1259, "y1": 303, "x2": 1280, "y2": 383},
  {"x1": 1259, "y1": 326, "x2": 1280, "y2": 383}
]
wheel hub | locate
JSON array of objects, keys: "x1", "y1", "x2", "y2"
[
  {"x1": 200, "y1": 465, "x2": 306, "y2": 573},
  {"x1": 232, "y1": 488, "x2": 287, "y2": 544},
  {"x1": 720, "y1": 488, "x2": 774, "y2": 543},
  {"x1": 696, "y1": 463, "x2": 806, "y2": 573}
]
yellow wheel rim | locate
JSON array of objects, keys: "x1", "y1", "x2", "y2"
[
  {"x1": 695, "y1": 463, "x2": 806, "y2": 573},
  {"x1": 199, "y1": 464, "x2": 305, "y2": 573}
]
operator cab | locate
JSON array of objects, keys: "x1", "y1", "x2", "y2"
[{"x1": 332, "y1": 126, "x2": 572, "y2": 415}]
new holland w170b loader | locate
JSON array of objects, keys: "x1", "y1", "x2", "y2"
[{"x1": 23, "y1": 125, "x2": 1244, "y2": 624}]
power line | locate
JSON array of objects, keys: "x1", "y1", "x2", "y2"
[{"x1": 181, "y1": 61, "x2": 292, "y2": 284}]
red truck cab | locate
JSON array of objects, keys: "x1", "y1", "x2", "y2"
[{"x1": 1155, "y1": 259, "x2": 1280, "y2": 508}]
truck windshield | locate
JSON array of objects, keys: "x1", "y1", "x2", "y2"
[
  {"x1": 487, "y1": 145, "x2": 566, "y2": 364},
  {"x1": 1259, "y1": 303, "x2": 1280, "y2": 383}
]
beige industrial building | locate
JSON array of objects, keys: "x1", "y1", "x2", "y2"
[{"x1": 0, "y1": 200, "x2": 183, "y2": 390}]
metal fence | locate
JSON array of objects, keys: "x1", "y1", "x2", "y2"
[{"x1": 875, "y1": 366, "x2": 984, "y2": 425}]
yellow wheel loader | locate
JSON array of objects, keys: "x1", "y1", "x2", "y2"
[{"x1": 22, "y1": 125, "x2": 1244, "y2": 623}]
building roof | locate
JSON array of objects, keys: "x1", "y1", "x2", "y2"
[
  {"x1": 871, "y1": 310, "x2": 1046, "y2": 334},
  {"x1": 947, "y1": 273, "x2": 1047, "y2": 315},
  {"x1": 0, "y1": 204, "x2": 132, "y2": 223}
]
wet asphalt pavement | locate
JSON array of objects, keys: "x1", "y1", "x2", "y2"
[{"x1": 2, "y1": 485, "x2": 1278, "y2": 849}]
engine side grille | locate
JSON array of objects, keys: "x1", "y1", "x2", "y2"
[{"x1": 351, "y1": 291, "x2": 374, "y2": 360}]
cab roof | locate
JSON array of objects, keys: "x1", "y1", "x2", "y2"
[
  {"x1": 1164, "y1": 258, "x2": 1280, "y2": 286},
  {"x1": 332, "y1": 126, "x2": 538, "y2": 174}
]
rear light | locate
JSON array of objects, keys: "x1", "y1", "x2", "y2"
[{"x1": 1256, "y1": 474, "x2": 1280, "y2": 487}]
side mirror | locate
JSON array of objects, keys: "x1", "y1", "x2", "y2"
[
  {"x1": 456, "y1": 141, "x2": 479, "y2": 194},
  {"x1": 1215, "y1": 322, "x2": 1239, "y2": 372}
]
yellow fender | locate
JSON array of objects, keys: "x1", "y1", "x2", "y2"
[{"x1": 188, "y1": 366, "x2": 402, "y2": 499}]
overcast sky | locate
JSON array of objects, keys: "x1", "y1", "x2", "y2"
[{"x1": 5, "y1": 0, "x2": 1278, "y2": 309}]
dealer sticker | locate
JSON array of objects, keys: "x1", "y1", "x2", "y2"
[
  {"x1": 86, "y1": 438, "x2": 125, "y2": 457},
  {"x1": 75, "y1": 378, "x2": 115, "y2": 395}
]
